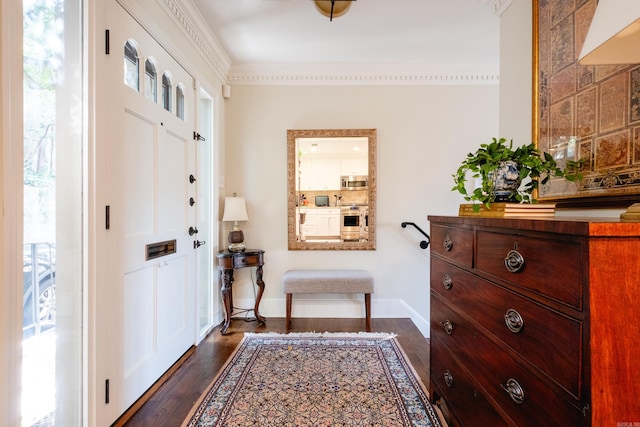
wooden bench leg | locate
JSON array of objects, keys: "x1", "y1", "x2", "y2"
[
  {"x1": 286, "y1": 293, "x2": 292, "y2": 330},
  {"x1": 364, "y1": 293, "x2": 371, "y2": 331}
]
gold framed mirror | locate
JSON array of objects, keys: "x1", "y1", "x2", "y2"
[{"x1": 287, "y1": 129, "x2": 376, "y2": 250}]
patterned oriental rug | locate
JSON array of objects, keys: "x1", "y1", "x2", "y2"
[{"x1": 183, "y1": 332, "x2": 443, "y2": 427}]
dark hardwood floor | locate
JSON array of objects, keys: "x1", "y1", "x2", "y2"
[{"x1": 119, "y1": 317, "x2": 431, "y2": 426}]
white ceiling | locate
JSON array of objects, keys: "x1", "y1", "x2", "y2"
[{"x1": 190, "y1": 0, "x2": 503, "y2": 77}]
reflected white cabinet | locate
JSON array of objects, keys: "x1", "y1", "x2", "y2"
[
  {"x1": 298, "y1": 208, "x2": 340, "y2": 239},
  {"x1": 298, "y1": 158, "x2": 340, "y2": 191},
  {"x1": 298, "y1": 208, "x2": 318, "y2": 238},
  {"x1": 340, "y1": 158, "x2": 368, "y2": 176},
  {"x1": 311, "y1": 159, "x2": 340, "y2": 190},
  {"x1": 318, "y1": 208, "x2": 340, "y2": 236}
]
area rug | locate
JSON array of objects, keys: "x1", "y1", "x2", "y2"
[{"x1": 183, "y1": 332, "x2": 442, "y2": 427}]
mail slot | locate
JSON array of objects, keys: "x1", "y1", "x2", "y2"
[{"x1": 146, "y1": 239, "x2": 176, "y2": 260}]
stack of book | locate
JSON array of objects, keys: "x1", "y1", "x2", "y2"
[{"x1": 458, "y1": 202, "x2": 556, "y2": 218}]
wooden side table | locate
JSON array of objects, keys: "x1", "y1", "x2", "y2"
[{"x1": 215, "y1": 249, "x2": 266, "y2": 334}]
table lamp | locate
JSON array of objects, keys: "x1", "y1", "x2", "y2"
[
  {"x1": 578, "y1": 0, "x2": 640, "y2": 65},
  {"x1": 578, "y1": 0, "x2": 640, "y2": 221},
  {"x1": 222, "y1": 195, "x2": 249, "y2": 252}
]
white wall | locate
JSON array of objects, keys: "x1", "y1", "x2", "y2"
[
  {"x1": 223, "y1": 84, "x2": 499, "y2": 335},
  {"x1": 499, "y1": 0, "x2": 533, "y2": 145}
]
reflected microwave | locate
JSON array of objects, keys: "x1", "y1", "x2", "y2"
[{"x1": 341, "y1": 175, "x2": 368, "y2": 191}]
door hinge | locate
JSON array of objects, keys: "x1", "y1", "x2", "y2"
[
  {"x1": 193, "y1": 131, "x2": 205, "y2": 141},
  {"x1": 105, "y1": 29, "x2": 110, "y2": 55},
  {"x1": 105, "y1": 379, "x2": 110, "y2": 404},
  {"x1": 105, "y1": 205, "x2": 110, "y2": 230}
]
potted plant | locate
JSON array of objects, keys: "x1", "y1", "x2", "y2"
[{"x1": 452, "y1": 137, "x2": 582, "y2": 210}]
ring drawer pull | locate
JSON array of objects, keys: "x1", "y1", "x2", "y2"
[
  {"x1": 504, "y1": 308, "x2": 524, "y2": 334},
  {"x1": 443, "y1": 234, "x2": 453, "y2": 252},
  {"x1": 439, "y1": 319, "x2": 455, "y2": 335},
  {"x1": 444, "y1": 370, "x2": 454, "y2": 388},
  {"x1": 442, "y1": 274, "x2": 453, "y2": 290},
  {"x1": 500, "y1": 378, "x2": 525, "y2": 404},
  {"x1": 504, "y1": 249, "x2": 525, "y2": 272}
]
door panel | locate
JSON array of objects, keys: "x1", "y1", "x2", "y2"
[
  {"x1": 123, "y1": 109, "x2": 155, "y2": 237},
  {"x1": 158, "y1": 130, "x2": 189, "y2": 231},
  {"x1": 158, "y1": 258, "x2": 189, "y2": 340},
  {"x1": 124, "y1": 268, "x2": 155, "y2": 376},
  {"x1": 101, "y1": 1, "x2": 197, "y2": 421}
]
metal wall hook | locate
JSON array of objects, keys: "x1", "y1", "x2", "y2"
[{"x1": 401, "y1": 222, "x2": 430, "y2": 249}]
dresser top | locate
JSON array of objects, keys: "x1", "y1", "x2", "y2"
[{"x1": 427, "y1": 215, "x2": 640, "y2": 237}]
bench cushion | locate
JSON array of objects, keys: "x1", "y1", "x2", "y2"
[{"x1": 282, "y1": 269, "x2": 374, "y2": 294}]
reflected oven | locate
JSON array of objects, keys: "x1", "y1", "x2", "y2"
[{"x1": 341, "y1": 206, "x2": 361, "y2": 241}]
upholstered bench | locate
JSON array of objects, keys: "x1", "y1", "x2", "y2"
[{"x1": 282, "y1": 269, "x2": 374, "y2": 330}]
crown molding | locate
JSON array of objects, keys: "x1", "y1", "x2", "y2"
[
  {"x1": 156, "y1": 0, "x2": 503, "y2": 86},
  {"x1": 115, "y1": 0, "x2": 231, "y2": 82},
  {"x1": 227, "y1": 63, "x2": 500, "y2": 86},
  {"x1": 490, "y1": 0, "x2": 515, "y2": 16},
  {"x1": 158, "y1": 0, "x2": 231, "y2": 81}
]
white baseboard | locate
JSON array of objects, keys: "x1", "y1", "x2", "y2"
[{"x1": 231, "y1": 296, "x2": 430, "y2": 338}]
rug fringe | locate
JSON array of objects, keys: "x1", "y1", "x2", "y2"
[{"x1": 244, "y1": 331, "x2": 398, "y2": 339}]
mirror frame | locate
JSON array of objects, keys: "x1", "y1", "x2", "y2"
[{"x1": 287, "y1": 129, "x2": 376, "y2": 250}]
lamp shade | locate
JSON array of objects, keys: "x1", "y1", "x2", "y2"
[
  {"x1": 222, "y1": 197, "x2": 248, "y2": 222},
  {"x1": 579, "y1": 0, "x2": 640, "y2": 65}
]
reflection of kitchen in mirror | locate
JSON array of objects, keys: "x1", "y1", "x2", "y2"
[
  {"x1": 295, "y1": 136, "x2": 369, "y2": 243},
  {"x1": 287, "y1": 128, "x2": 376, "y2": 251}
]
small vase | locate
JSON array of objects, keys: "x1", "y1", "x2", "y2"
[{"x1": 490, "y1": 160, "x2": 521, "y2": 202}]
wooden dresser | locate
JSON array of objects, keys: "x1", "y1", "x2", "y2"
[{"x1": 428, "y1": 215, "x2": 640, "y2": 426}]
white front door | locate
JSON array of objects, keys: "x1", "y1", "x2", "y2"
[{"x1": 98, "y1": 2, "x2": 197, "y2": 422}]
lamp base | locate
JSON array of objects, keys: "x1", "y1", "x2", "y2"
[
  {"x1": 620, "y1": 203, "x2": 640, "y2": 222},
  {"x1": 227, "y1": 229, "x2": 246, "y2": 252},
  {"x1": 228, "y1": 242, "x2": 246, "y2": 252}
]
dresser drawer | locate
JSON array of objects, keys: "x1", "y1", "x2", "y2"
[
  {"x1": 430, "y1": 295, "x2": 584, "y2": 426},
  {"x1": 430, "y1": 224, "x2": 473, "y2": 268},
  {"x1": 475, "y1": 230, "x2": 584, "y2": 309},
  {"x1": 431, "y1": 258, "x2": 583, "y2": 398},
  {"x1": 431, "y1": 336, "x2": 508, "y2": 427},
  {"x1": 430, "y1": 257, "x2": 475, "y2": 297}
]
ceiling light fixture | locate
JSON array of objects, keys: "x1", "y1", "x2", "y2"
[{"x1": 314, "y1": 0, "x2": 355, "y2": 22}]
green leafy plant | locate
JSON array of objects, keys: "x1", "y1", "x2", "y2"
[{"x1": 452, "y1": 137, "x2": 583, "y2": 210}]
